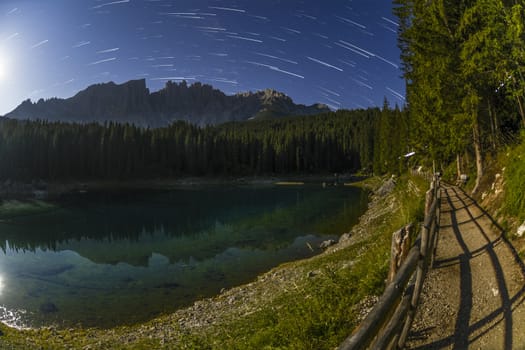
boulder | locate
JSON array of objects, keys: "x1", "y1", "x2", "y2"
[
  {"x1": 376, "y1": 177, "x2": 396, "y2": 197},
  {"x1": 517, "y1": 221, "x2": 525, "y2": 238},
  {"x1": 319, "y1": 239, "x2": 337, "y2": 249},
  {"x1": 39, "y1": 302, "x2": 58, "y2": 314},
  {"x1": 339, "y1": 232, "x2": 353, "y2": 243}
]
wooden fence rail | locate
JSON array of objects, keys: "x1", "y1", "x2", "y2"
[{"x1": 338, "y1": 175, "x2": 441, "y2": 350}]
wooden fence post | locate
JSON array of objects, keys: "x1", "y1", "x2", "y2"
[
  {"x1": 388, "y1": 228, "x2": 403, "y2": 284},
  {"x1": 388, "y1": 224, "x2": 413, "y2": 284},
  {"x1": 338, "y1": 177, "x2": 441, "y2": 350},
  {"x1": 424, "y1": 189, "x2": 433, "y2": 218}
]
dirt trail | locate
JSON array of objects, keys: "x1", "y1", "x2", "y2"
[{"x1": 407, "y1": 184, "x2": 525, "y2": 350}]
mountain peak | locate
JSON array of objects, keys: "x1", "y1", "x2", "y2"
[{"x1": 4, "y1": 80, "x2": 330, "y2": 127}]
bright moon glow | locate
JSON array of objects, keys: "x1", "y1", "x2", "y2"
[{"x1": 0, "y1": 56, "x2": 6, "y2": 81}]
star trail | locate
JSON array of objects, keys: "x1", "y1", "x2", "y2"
[{"x1": 0, "y1": 0, "x2": 404, "y2": 115}]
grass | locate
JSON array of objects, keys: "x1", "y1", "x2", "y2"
[
  {"x1": 0, "y1": 174, "x2": 427, "y2": 350},
  {"x1": 165, "y1": 174, "x2": 427, "y2": 349},
  {"x1": 502, "y1": 132, "x2": 525, "y2": 223}
]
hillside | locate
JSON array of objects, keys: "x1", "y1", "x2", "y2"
[{"x1": 2, "y1": 80, "x2": 329, "y2": 127}]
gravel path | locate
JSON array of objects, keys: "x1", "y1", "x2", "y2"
[{"x1": 407, "y1": 185, "x2": 525, "y2": 349}]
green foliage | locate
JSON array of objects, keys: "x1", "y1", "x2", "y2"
[
  {"x1": 503, "y1": 132, "x2": 525, "y2": 221},
  {"x1": 394, "y1": 0, "x2": 525, "y2": 180},
  {"x1": 0, "y1": 107, "x2": 409, "y2": 180},
  {"x1": 374, "y1": 100, "x2": 410, "y2": 175}
]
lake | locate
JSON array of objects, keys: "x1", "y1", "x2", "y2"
[{"x1": 0, "y1": 184, "x2": 368, "y2": 329}]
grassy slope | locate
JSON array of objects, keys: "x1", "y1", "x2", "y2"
[
  {"x1": 476, "y1": 132, "x2": 525, "y2": 259},
  {"x1": 0, "y1": 175, "x2": 427, "y2": 350}
]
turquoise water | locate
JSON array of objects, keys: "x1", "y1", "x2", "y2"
[{"x1": 0, "y1": 185, "x2": 368, "y2": 329}]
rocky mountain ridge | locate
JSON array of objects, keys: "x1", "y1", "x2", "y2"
[{"x1": 3, "y1": 79, "x2": 329, "y2": 127}]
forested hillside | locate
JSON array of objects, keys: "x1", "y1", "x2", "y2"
[
  {"x1": 0, "y1": 104, "x2": 408, "y2": 181},
  {"x1": 394, "y1": 0, "x2": 525, "y2": 192}
]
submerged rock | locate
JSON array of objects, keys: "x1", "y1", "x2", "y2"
[
  {"x1": 39, "y1": 302, "x2": 58, "y2": 314},
  {"x1": 154, "y1": 282, "x2": 181, "y2": 289},
  {"x1": 204, "y1": 269, "x2": 226, "y2": 282},
  {"x1": 38, "y1": 264, "x2": 74, "y2": 276}
]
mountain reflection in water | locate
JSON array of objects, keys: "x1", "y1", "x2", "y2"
[{"x1": 0, "y1": 185, "x2": 367, "y2": 328}]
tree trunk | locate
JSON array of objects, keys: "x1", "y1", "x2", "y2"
[
  {"x1": 456, "y1": 153, "x2": 462, "y2": 181},
  {"x1": 487, "y1": 99, "x2": 497, "y2": 151},
  {"x1": 472, "y1": 120, "x2": 483, "y2": 195},
  {"x1": 518, "y1": 96, "x2": 525, "y2": 128}
]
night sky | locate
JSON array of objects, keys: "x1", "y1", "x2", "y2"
[{"x1": 0, "y1": 0, "x2": 404, "y2": 116}]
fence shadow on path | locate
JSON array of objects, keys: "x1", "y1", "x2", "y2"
[{"x1": 410, "y1": 185, "x2": 525, "y2": 350}]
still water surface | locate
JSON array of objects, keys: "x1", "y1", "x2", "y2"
[{"x1": 0, "y1": 184, "x2": 367, "y2": 329}]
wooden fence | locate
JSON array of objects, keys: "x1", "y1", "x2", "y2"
[{"x1": 338, "y1": 175, "x2": 441, "y2": 350}]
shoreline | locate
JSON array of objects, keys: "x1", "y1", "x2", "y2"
[
  {"x1": 0, "y1": 174, "x2": 369, "y2": 200},
  {"x1": 0, "y1": 175, "x2": 416, "y2": 350}
]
